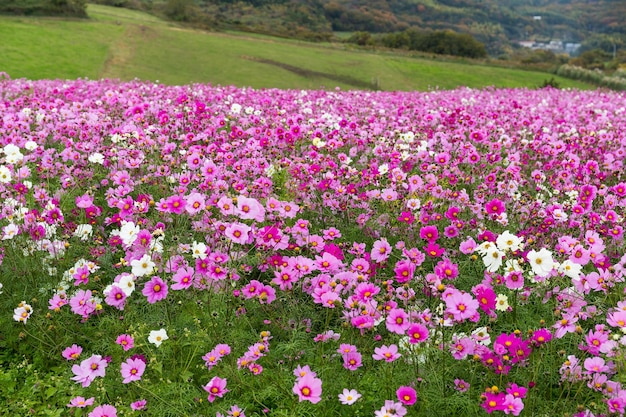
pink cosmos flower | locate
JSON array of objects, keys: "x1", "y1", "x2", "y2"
[
  {"x1": 258, "y1": 285, "x2": 276, "y2": 304},
  {"x1": 225, "y1": 222, "x2": 251, "y2": 245},
  {"x1": 485, "y1": 198, "x2": 505, "y2": 215},
  {"x1": 506, "y1": 383, "x2": 527, "y2": 399},
  {"x1": 166, "y1": 195, "x2": 186, "y2": 214},
  {"x1": 503, "y1": 394, "x2": 524, "y2": 416},
  {"x1": 373, "y1": 344, "x2": 401, "y2": 362},
  {"x1": 371, "y1": 238, "x2": 392, "y2": 263},
  {"x1": 376, "y1": 400, "x2": 407, "y2": 417},
  {"x1": 67, "y1": 396, "x2": 94, "y2": 408},
  {"x1": 445, "y1": 290, "x2": 479, "y2": 322},
  {"x1": 88, "y1": 404, "x2": 117, "y2": 417},
  {"x1": 342, "y1": 351, "x2": 363, "y2": 371},
  {"x1": 75, "y1": 194, "x2": 94, "y2": 209},
  {"x1": 130, "y1": 399, "x2": 147, "y2": 411},
  {"x1": 397, "y1": 211, "x2": 415, "y2": 224},
  {"x1": 121, "y1": 357, "x2": 146, "y2": 383},
  {"x1": 314, "y1": 330, "x2": 341, "y2": 343},
  {"x1": 583, "y1": 357, "x2": 610, "y2": 374},
  {"x1": 396, "y1": 386, "x2": 417, "y2": 406},
  {"x1": 386, "y1": 308, "x2": 411, "y2": 335},
  {"x1": 171, "y1": 266, "x2": 195, "y2": 290},
  {"x1": 142, "y1": 276, "x2": 168, "y2": 304},
  {"x1": 236, "y1": 196, "x2": 265, "y2": 222},
  {"x1": 294, "y1": 364, "x2": 317, "y2": 379},
  {"x1": 473, "y1": 285, "x2": 497, "y2": 316},
  {"x1": 73, "y1": 265, "x2": 90, "y2": 286},
  {"x1": 204, "y1": 376, "x2": 228, "y2": 402},
  {"x1": 105, "y1": 285, "x2": 127, "y2": 310},
  {"x1": 71, "y1": 354, "x2": 108, "y2": 387},
  {"x1": 531, "y1": 328, "x2": 552, "y2": 346},
  {"x1": 116, "y1": 334, "x2": 134, "y2": 351},
  {"x1": 69, "y1": 289, "x2": 97, "y2": 319},
  {"x1": 293, "y1": 373, "x2": 322, "y2": 404},
  {"x1": 459, "y1": 237, "x2": 478, "y2": 254},
  {"x1": 423, "y1": 242, "x2": 445, "y2": 258},
  {"x1": 354, "y1": 282, "x2": 380, "y2": 302},
  {"x1": 406, "y1": 323, "x2": 429, "y2": 344},
  {"x1": 226, "y1": 405, "x2": 246, "y2": 417},
  {"x1": 419, "y1": 225, "x2": 439, "y2": 242},
  {"x1": 454, "y1": 379, "x2": 470, "y2": 392},
  {"x1": 62, "y1": 344, "x2": 83, "y2": 361},
  {"x1": 185, "y1": 192, "x2": 205, "y2": 215},
  {"x1": 450, "y1": 336, "x2": 475, "y2": 360},
  {"x1": 393, "y1": 259, "x2": 415, "y2": 284}
]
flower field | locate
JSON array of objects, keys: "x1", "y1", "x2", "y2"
[{"x1": 1, "y1": 74, "x2": 626, "y2": 416}]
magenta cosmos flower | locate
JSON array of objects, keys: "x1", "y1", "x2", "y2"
[
  {"x1": 293, "y1": 373, "x2": 322, "y2": 404},
  {"x1": 142, "y1": 276, "x2": 168, "y2": 304},
  {"x1": 116, "y1": 334, "x2": 134, "y2": 351},
  {"x1": 204, "y1": 376, "x2": 229, "y2": 402},
  {"x1": 396, "y1": 386, "x2": 417, "y2": 406}
]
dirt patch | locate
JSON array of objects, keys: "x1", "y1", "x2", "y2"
[{"x1": 242, "y1": 55, "x2": 378, "y2": 90}]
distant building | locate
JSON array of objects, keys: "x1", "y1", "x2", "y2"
[
  {"x1": 533, "y1": 16, "x2": 542, "y2": 21},
  {"x1": 517, "y1": 39, "x2": 581, "y2": 56}
]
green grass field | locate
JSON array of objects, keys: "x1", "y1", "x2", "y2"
[{"x1": 0, "y1": 4, "x2": 592, "y2": 90}]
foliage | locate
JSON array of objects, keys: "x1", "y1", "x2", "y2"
[
  {"x1": 0, "y1": 0, "x2": 87, "y2": 17},
  {"x1": 538, "y1": 77, "x2": 560, "y2": 89},
  {"x1": 557, "y1": 64, "x2": 626, "y2": 90},
  {"x1": 348, "y1": 28, "x2": 488, "y2": 59}
]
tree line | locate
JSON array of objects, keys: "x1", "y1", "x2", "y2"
[
  {"x1": 0, "y1": 0, "x2": 87, "y2": 17},
  {"x1": 348, "y1": 28, "x2": 488, "y2": 59}
]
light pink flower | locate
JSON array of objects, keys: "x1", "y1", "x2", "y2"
[
  {"x1": 293, "y1": 373, "x2": 322, "y2": 404},
  {"x1": 121, "y1": 357, "x2": 146, "y2": 383}
]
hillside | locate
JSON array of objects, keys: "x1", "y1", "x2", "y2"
[
  {"x1": 95, "y1": 0, "x2": 625, "y2": 55},
  {"x1": 0, "y1": 4, "x2": 594, "y2": 90}
]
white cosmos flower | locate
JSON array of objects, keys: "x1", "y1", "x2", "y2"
[
  {"x1": 496, "y1": 231, "x2": 524, "y2": 252},
  {"x1": 0, "y1": 165, "x2": 12, "y2": 183},
  {"x1": 558, "y1": 259, "x2": 583, "y2": 281},
  {"x1": 118, "y1": 221, "x2": 140, "y2": 247},
  {"x1": 117, "y1": 274, "x2": 136, "y2": 296},
  {"x1": 526, "y1": 248, "x2": 555, "y2": 277},
  {"x1": 148, "y1": 329, "x2": 168, "y2": 347},
  {"x1": 495, "y1": 294, "x2": 509, "y2": 312},
  {"x1": 191, "y1": 241, "x2": 207, "y2": 259},
  {"x1": 88, "y1": 153, "x2": 105, "y2": 164},
  {"x1": 471, "y1": 326, "x2": 491, "y2": 346},
  {"x1": 130, "y1": 254, "x2": 155, "y2": 277},
  {"x1": 73, "y1": 224, "x2": 93, "y2": 241},
  {"x1": 338, "y1": 388, "x2": 362, "y2": 405},
  {"x1": 2, "y1": 223, "x2": 19, "y2": 240},
  {"x1": 482, "y1": 247, "x2": 505, "y2": 273},
  {"x1": 3, "y1": 144, "x2": 23, "y2": 163}
]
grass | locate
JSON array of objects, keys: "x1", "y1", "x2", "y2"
[{"x1": 0, "y1": 4, "x2": 593, "y2": 90}]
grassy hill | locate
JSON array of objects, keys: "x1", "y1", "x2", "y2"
[{"x1": 0, "y1": 4, "x2": 593, "y2": 90}]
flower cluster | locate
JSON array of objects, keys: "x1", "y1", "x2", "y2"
[{"x1": 1, "y1": 78, "x2": 625, "y2": 416}]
